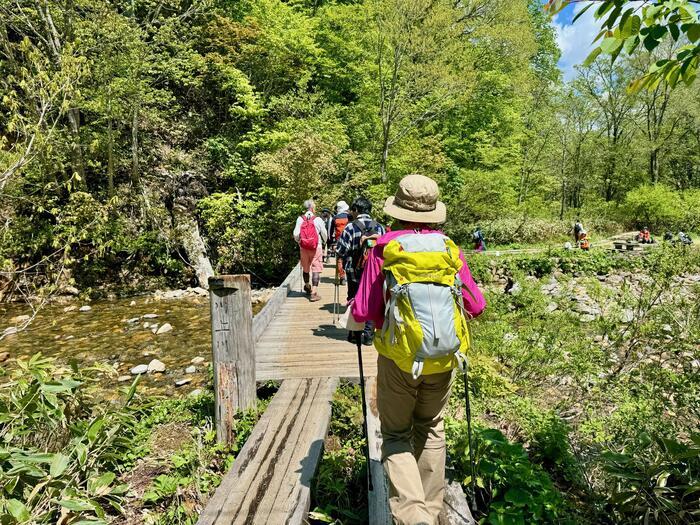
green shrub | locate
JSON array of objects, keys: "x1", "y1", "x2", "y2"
[
  {"x1": 622, "y1": 184, "x2": 684, "y2": 232},
  {"x1": 599, "y1": 433, "x2": 700, "y2": 524},
  {"x1": 446, "y1": 422, "x2": 570, "y2": 524}
]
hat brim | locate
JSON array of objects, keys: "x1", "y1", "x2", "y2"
[{"x1": 383, "y1": 196, "x2": 446, "y2": 224}]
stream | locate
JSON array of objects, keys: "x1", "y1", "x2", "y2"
[{"x1": 0, "y1": 292, "x2": 270, "y2": 398}]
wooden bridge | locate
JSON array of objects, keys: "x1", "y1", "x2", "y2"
[{"x1": 197, "y1": 262, "x2": 474, "y2": 525}]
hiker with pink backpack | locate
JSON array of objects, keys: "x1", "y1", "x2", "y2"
[{"x1": 293, "y1": 199, "x2": 328, "y2": 302}]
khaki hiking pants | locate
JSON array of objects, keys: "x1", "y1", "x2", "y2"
[{"x1": 377, "y1": 354, "x2": 454, "y2": 525}]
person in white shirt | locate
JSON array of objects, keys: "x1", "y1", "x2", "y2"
[{"x1": 293, "y1": 199, "x2": 328, "y2": 302}]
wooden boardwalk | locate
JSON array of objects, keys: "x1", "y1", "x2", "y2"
[{"x1": 255, "y1": 263, "x2": 379, "y2": 381}]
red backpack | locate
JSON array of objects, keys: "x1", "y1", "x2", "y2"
[{"x1": 299, "y1": 215, "x2": 319, "y2": 250}]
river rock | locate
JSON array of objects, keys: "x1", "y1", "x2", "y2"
[
  {"x1": 10, "y1": 314, "x2": 30, "y2": 323},
  {"x1": 185, "y1": 366, "x2": 197, "y2": 374},
  {"x1": 150, "y1": 324, "x2": 159, "y2": 334},
  {"x1": 192, "y1": 287, "x2": 207, "y2": 296},
  {"x1": 129, "y1": 300, "x2": 136, "y2": 306},
  {"x1": 189, "y1": 388, "x2": 203, "y2": 397},
  {"x1": 546, "y1": 302, "x2": 558, "y2": 313},
  {"x1": 156, "y1": 323, "x2": 173, "y2": 335},
  {"x1": 143, "y1": 322, "x2": 151, "y2": 329},
  {"x1": 161, "y1": 289, "x2": 186, "y2": 299},
  {"x1": 61, "y1": 285, "x2": 80, "y2": 296},
  {"x1": 175, "y1": 378, "x2": 192, "y2": 387},
  {"x1": 621, "y1": 309, "x2": 635, "y2": 323},
  {"x1": 117, "y1": 375, "x2": 132, "y2": 382},
  {"x1": 579, "y1": 314, "x2": 596, "y2": 323},
  {"x1": 191, "y1": 356, "x2": 205, "y2": 365},
  {"x1": 0, "y1": 352, "x2": 9, "y2": 362},
  {"x1": 147, "y1": 359, "x2": 166, "y2": 373},
  {"x1": 130, "y1": 364, "x2": 148, "y2": 375},
  {"x1": 3, "y1": 326, "x2": 18, "y2": 336},
  {"x1": 142, "y1": 313, "x2": 158, "y2": 319},
  {"x1": 127, "y1": 317, "x2": 140, "y2": 324},
  {"x1": 79, "y1": 305, "x2": 92, "y2": 312},
  {"x1": 63, "y1": 305, "x2": 77, "y2": 312}
]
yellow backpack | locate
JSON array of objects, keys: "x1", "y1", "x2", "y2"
[{"x1": 375, "y1": 233, "x2": 471, "y2": 377}]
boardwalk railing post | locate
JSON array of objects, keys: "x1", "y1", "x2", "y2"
[{"x1": 209, "y1": 274, "x2": 256, "y2": 444}]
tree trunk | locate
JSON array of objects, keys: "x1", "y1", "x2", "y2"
[
  {"x1": 107, "y1": 116, "x2": 114, "y2": 196},
  {"x1": 131, "y1": 105, "x2": 139, "y2": 185},
  {"x1": 650, "y1": 148, "x2": 659, "y2": 184},
  {"x1": 173, "y1": 202, "x2": 214, "y2": 289},
  {"x1": 67, "y1": 108, "x2": 84, "y2": 184},
  {"x1": 380, "y1": 132, "x2": 390, "y2": 183}
]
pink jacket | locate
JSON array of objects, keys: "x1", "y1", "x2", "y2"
[{"x1": 351, "y1": 229, "x2": 486, "y2": 327}]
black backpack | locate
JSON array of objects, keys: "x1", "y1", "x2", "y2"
[{"x1": 351, "y1": 219, "x2": 381, "y2": 273}]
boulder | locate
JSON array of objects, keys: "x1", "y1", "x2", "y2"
[
  {"x1": 191, "y1": 356, "x2": 205, "y2": 365},
  {"x1": 79, "y1": 305, "x2": 92, "y2": 312},
  {"x1": 117, "y1": 375, "x2": 132, "y2": 382},
  {"x1": 175, "y1": 378, "x2": 192, "y2": 387},
  {"x1": 546, "y1": 302, "x2": 558, "y2": 313},
  {"x1": 130, "y1": 364, "x2": 148, "y2": 375},
  {"x1": 147, "y1": 359, "x2": 166, "y2": 373},
  {"x1": 185, "y1": 366, "x2": 197, "y2": 374},
  {"x1": 61, "y1": 285, "x2": 80, "y2": 296},
  {"x1": 192, "y1": 287, "x2": 208, "y2": 296},
  {"x1": 156, "y1": 323, "x2": 173, "y2": 335},
  {"x1": 189, "y1": 388, "x2": 203, "y2": 397}
]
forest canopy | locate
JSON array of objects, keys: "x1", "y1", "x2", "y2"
[{"x1": 1, "y1": 0, "x2": 699, "y2": 295}]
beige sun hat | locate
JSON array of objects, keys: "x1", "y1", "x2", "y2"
[{"x1": 383, "y1": 174, "x2": 446, "y2": 224}]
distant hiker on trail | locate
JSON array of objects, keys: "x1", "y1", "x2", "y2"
[
  {"x1": 293, "y1": 199, "x2": 328, "y2": 302},
  {"x1": 331, "y1": 200, "x2": 351, "y2": 285},
  {"x1": 351, "y1": 174, "x2": 486, "y2": 525},
  {"x1": 664, "y1": 231, "x2": 674, "y2": 243},
  {"x1": 472, "y1": 227, "x2": 486, "y2": 252},
  {"x1": 578, "y1": 231, "x2": 590, "y2": 251},
  {"x1": 321, "y1": 208, "x2": 333, "y2": 262},
  {"x1": 637, "y1": 227, "x2": 653, "y2": 244},
  {"x1": 679, "y1": 231, "x2": 693, "y2": 246},
  {"x1": 573, "y1": 219, "x2": 585, "y2": 243},
  {"x1": 336, "y1": 197, "x2": 385, "y2": 345}
]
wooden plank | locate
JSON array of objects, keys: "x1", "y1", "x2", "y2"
[
  {"x1": 365, "y1": 376, "x2": 393, "y2": 525},
  {"x1": 209, "y1": 274, "x2": 256, "y2": 444},
  {"x1": 196, "y1": 377, "x2": 338, "y2": 525},
  {"x1": 252, "y1": 262, "x2": 302, "y2": 342}
]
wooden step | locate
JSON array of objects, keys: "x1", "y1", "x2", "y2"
[{"x1": 197, "y1": 377, "x2": 339, "y2": 525}]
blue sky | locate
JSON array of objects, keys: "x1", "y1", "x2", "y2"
[{"x1": 552, "y1": 2, "x2": 600, "y2": 81}]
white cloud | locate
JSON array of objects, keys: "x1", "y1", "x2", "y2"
[{"x1": 553, "y1": 4, "x2": 599, "y2": 81}]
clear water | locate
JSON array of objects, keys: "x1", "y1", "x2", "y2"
[{"x1": 0, "y1": 295, "x2": 222, "y2": 397}]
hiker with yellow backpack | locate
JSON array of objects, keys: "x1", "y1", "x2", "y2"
[{"x1": 351, "y1": 174, "x2": 486, "y2": 524}]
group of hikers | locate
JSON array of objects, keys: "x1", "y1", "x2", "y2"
[{"x1": 293, "y1": 174, "x2": 486, "y2": 524}]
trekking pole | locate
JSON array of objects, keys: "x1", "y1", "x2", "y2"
[
  {"x1": 355, "y1": 331, "x2": 373, "y2": 491},
  {"x1": 333, "y1": 264, "x2": 339, "y2": 324},
  {"x1": 462, "y1": 360, "x2": 477, "y2": 509}
]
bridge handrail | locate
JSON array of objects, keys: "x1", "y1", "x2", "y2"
[{"x1": 252, "y1": 261, "x2": 301, "y2": 342}]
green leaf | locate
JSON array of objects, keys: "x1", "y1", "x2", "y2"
[
  {"x1": 50, "y1": 453, "x2": 71, "y2": 478},
  {"x1": 583, "y1": 47, "x2": 602, "y2": 67},
  {"x1": 600, "y1": 37, "x2": 623, "y2": 55},
  {"x1": 669, "y1": 23, "x2": 680, "y2": 41},
  {"x1": 572, "y1": 3, "x2": 594, "y2": 23},
  {"x1": 88, "y1": 472, "x2": 116, "y2": 496},
  {"x1": 87, "y1": 417, "x2": 105, "y2": 443},
  {"x1": 6, "y1": 499, "x2": 30, "y2": 522},
  {"x1": 621, "y1": 15, "x2": 641, "y2": 38},
  {"x1": 505, "y1": 487, "x2": 531, "y2": 506},
  {"x1": 687, "y1": 23, "x2": 700, "y2": 42},
  {"x1": 643, "y1": 34, "x2": 660, "y2": 52},
  {"x1": 57, "y1": 498, "x2": 95, "y2": 512},
  {"x1": 624, "y1": 35, "x2": 640, "y2": 55}
]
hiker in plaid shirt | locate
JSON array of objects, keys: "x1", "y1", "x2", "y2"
[{"x1": 336, "y1": 197, "x2": 385, "y2": 344}]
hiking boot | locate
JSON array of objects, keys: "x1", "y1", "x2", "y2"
[
  {"x1": 303, "y1": 283, "x2": 311, "y2": 295},
  {"x1": 340, "y1": 278, "x2": 346, "y2": 286},
  {"x1": 309, "y1": 293, "x2": 321, "y2": 302}
]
